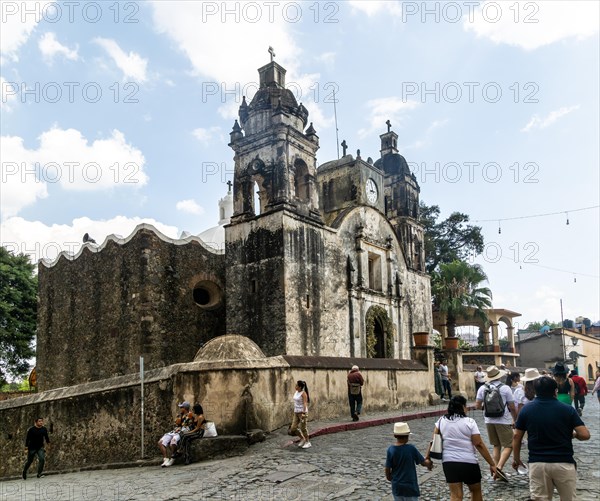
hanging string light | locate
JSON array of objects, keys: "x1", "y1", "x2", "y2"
[
  {"x1": 565, "y1": 212, "x2": 570, "y2": 225},
  {"x1": 498, "y1": 221, "x2": 501, "y2": 234}
]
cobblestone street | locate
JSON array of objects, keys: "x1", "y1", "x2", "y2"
[{"x1": 2, "y1": 400, "x2": 598, "y2": 500}]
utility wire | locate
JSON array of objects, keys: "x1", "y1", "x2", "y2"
[{"x1": 471, "y1": 205, "x2": 599, "y2": 223}]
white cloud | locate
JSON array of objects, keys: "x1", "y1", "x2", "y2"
[
  {"x1": 0, "y1": 128, "x2": 148, "y2": 218},
  {"x1": 464, "y1": 1, "x2": 599, "y2": 50},
  {"x1": 149, "y1": 1, "x2": 332, "y2": 131},
  {"x1": 357, "y1": 97, "x2": 419, "y2": 139},
  {"x1": 38, "y1": 32, "x2": 79, "y2": 63},
  {"x1": 0, "y1": 216, "x2": 180, "y2": 264},
  {"x1": 0, "y1": 136, "x2": 49, "y2": 219},
  {"x1": 348, "y1": 1, "x2": 402, "y2": 17},
  {"x1": 176, "y1": 199, "x2": 204, "y2": 215},
  {"x1": 94, "y1": 37, "x2": 148, "y2": 82},
  {"x1": 1, "y1": 77, "x2": 18, "y2": 111},
  {"x1": 0, "y1": 0, "x2": 52, "y2": 63},
  {"x1": 316, "y1": 52, "x2": 336, "y2": 65},
  {"x1": 192, "y1": 126, "x2": 222, "y2": 146},
  {"x1": 521, "y1": 105, "x2": 580, "y2": 132}
]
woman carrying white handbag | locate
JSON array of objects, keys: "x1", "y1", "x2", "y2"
[{"x1": 426, "y1": 395, "x2": 499, "y2": 501}]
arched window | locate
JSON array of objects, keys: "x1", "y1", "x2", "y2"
[
  {"x1": 294, "y1": 159, "x2": 310, "y2": 203},
  {"x1": 254, "y1": 181, "x2": 262, "y2": 215},
  {"x1": 588, "y1": 364, "x2": 594, "y2": 381}
]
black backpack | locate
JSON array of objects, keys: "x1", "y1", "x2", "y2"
[{"x1": 483, "y1": 382, "x2": 506, "y2": 418}]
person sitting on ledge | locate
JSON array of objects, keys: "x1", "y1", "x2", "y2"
[{"x1": 177, "y1": 404, "x2": 206, "y2": 465}]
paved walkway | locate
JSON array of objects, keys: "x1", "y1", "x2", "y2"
[{"x1": 2, "y1": 400, "x2": 599, "y2": 500}]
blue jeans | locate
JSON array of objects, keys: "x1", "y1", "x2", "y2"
[
  {"x1": 349, "y1": 393, "x2": 363, "y2": 417},
  {"x1": 23, "y1": 448, "x2": 45, "y2": 476},
  {"x1": 393, "y1": 496, "x2": 418, "y2": 501},
  {"x1": 442, "y1": 379, "x2": 452, "y2": 398}
]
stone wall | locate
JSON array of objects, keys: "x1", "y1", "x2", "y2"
[
  {"x1": 37, "y1": 225, "x2": 226, "y2": 391},
  {"x1": 0, "y1": 356, "x2": 430, "y2": 478}
]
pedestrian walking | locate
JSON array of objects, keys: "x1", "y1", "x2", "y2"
[
  {"x1": 475, "y1": 365, "x2": 517, "y2": 480},
  {"x1": 553, "y1": 363, "x2": 574, "y2": 405},
  {"x1": 474, "y1": 366, "x2": 486, "y2": 393},
  {"x1": 290, "y1": 380, "x2": 311, "y2": 449},
  {"x1": 592, "y1": 369, "x2": 600, "y2": 403},
  {"x1": 513, "y1": 376, "x2": 590, "y2": 501},
  {"x1": 427, "y1": 396, "x2": 498, "y2": 501},
  {"x1": 518, "y1": 368, "x2": 542, "y2": 415},
  {"x1": 569, "y1": 369, "x2": 588, "y2": 416},
  {"x1": 22, "y1": 417, "x2": 50, "y2": 480},
  {"x1": 385, "y1": 422, "x2": 432, "y2": 500},
  {"x1": 434, "y1": 361, "x2": 444, "y2": 399},
  {"x1": 347, "y1": 365, "x2": 364, "y2": 421},
  {"x1": 439, "y1": 360, "x2": 452, "y2": 400}
]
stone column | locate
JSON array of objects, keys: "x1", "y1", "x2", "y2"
[
  {"x1": 411, "y1": 345, "x2": 436, "y2": 403},
  {"x1": 507, "y1": 326, "x2": 515, "y2": 353},
  {"x1": 491, "y1": 323, "x2": 500, "y2": 352},
  {"x1": 444, "y1": 348, "x2": 464, "y2": 395}
]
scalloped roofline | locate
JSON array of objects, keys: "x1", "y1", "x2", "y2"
[{"x1": 39, "y1": 222, "x2": 223, "y2": 268}]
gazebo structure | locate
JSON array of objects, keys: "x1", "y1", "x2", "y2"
[{"x1": 433, "y1": 308, "x2": 521, "y2": 367}]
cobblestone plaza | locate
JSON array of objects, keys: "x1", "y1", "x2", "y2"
[{"x1": 2, "y1": 400, "x2": 598, "y2": 500}]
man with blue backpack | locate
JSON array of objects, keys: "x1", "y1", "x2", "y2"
[{"x1": 475, "y1": 365, "x2": 517, "y2": 481}]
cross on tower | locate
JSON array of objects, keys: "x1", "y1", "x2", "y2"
[
  {"x1": 226, "y1": 180, "x2": 232, "y2": 193},
  {"x1": 268, "y1": 46, "x2": 276, "y2": 62},
  {"x1": 386, "y1": 119, "x2": 392, "y2": 132},
  {"x1": 341, "y1": 140, "x2": 347, "y2": 156}
]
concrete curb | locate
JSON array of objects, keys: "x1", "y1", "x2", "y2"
[{"x1": 309, "y1": 405, "x2": 477, "y2": 439}]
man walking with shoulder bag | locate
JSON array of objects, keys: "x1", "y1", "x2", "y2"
[
  {"x1": 348, "y1": 365, "x2": 364, "y2": 421},
  {"x1": 475, "y1": 366, "x2": 517, "y2": 481}
]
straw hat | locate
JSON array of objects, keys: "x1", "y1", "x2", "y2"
[
  {"x1": 393, "y1": 422, "x2": 412, "y2": 435},
  {"x1": 521, "y1": 368, "x2": 542, "y2": 382},
  {"x1": 483, "y1": 365, "x2": 507, "y2": 382}
]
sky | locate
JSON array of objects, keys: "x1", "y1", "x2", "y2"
[{"x1": 1, "y1": 0, "x2": 599, "y2": 332}]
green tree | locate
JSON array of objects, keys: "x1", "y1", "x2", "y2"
[
  {"x1": 525, "y1": 320, "x2": 561, "y2": 331},
  {"x1": 432, "y1": 260, "x2": 493, "y2": 339},
  {"x1": 0, "y1": 247, "x2": 37, "y2": 385},
  {"x1": 419, "y1": 202, "x2": 484, "y2": 274}
]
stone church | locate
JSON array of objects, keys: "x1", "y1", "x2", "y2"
[{"x1": 35, "y1": 58, "x2": 432, "y2": 392}]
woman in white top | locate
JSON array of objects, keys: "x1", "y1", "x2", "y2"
[
  {"x1": 427, "y1": 395, "x2": 497, "y2": 501},
  {"x1": 290, "y1": 380, "x2": 311, "y2": 449},
  {"x1": 507, "y1": 371, "x2": 525, "y2": 411},
  {"x1": 518, "y1": 368, "x2": 543, "y2": 414}
]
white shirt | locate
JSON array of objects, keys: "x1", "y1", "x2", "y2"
[
  {"x1": 475, "y1": 381, "x2": 514, "y2": 425},
  {"x1": 474, "y1": 371, "x2": 486, "y2": 383},
  {"x1": 435, "y1": 416, "x2": 480, "y2": 464},
  {"x1": 513, "y1": 384, "x2": 525, "y2": 406},
  {"x1": 293, "y1": 391, "x2": 306, "y2": 413},
  {"x1": 439, "y1": 364, "x2": 449, "y2": 381}
]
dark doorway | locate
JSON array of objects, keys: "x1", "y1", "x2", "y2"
[{"x1": 374, "y1": 317, "x2": 385, "y2": 358}]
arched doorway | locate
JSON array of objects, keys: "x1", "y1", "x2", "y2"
[{"x1": 366, "y1": 305, "x2": 394, "y2": 358}]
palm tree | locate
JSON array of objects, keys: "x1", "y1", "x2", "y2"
[{"x1": 431, "y1": 260, "x2": 493, "y2": 338}]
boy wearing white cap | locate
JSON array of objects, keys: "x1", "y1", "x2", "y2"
[{"x1": 385, "y1": 422, "x2": 433, "y2": 500}]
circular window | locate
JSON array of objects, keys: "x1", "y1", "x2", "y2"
[{"x1": 192, "y1": 280, "x2": 223, "y2": 310}]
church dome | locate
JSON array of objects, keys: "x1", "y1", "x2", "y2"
[
  {"x1": 374, "y1": 153, "x2": 412, "y2": 176},
  {"x1": 194, "y1": 334, "x2": 266, "y2": 361}
]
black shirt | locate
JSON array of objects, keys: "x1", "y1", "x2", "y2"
[{"x1": 25, "y1": 425, "x2": 50, "y2": 451}]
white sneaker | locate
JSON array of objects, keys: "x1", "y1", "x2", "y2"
[
  {"x1": 302, "y1": 442, "x2": 312, "y2": 449},
  {"x1": 297, "y1": 439, "x2": 306, "y2": 447},
  {"x1": 161, "y1": 458, "x2": 169, "y2": 467},
  {"x1": 165, "y1": 458, "x2": 175, "y2": 467}
]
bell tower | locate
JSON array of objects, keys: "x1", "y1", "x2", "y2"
[
  {"x1": 228, "y1": 56, "x2": 321, "y2": 223},
  {"x1": 374, "y1": 121, "x2": 425, "y2": 272},
  {"x1": 225, "y1": 53, "x2": 326, "y2": 357}
]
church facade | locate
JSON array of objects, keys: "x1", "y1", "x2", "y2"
[{"x1": 35, "y1": 59, "x2": 432, "y2": 391}]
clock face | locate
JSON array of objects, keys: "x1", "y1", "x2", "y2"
[{"x1": 366, "y1": 178, "x2": 378, "y2": 204}]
